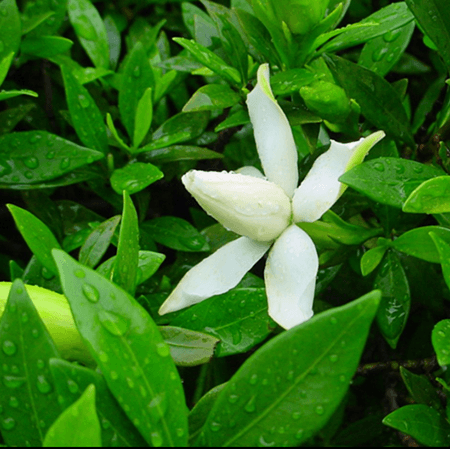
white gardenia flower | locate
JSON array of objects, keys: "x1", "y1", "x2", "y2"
[{"x1": 159, "y1": 64, "x2": 385, "y2": 329}]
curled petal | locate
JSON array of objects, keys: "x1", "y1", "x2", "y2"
[
  {"x1": 264, "y1": 225, "x2": 318, "y2": 329},
  {"x1": 159, "y1": 237, "x2": 270, "y2": 315},
  {"x1": 292, "y1": 131, "x2": 385, "y2": 223},
  {"x1": 183, "y1": 170, "x2": 291, "y2": 242},
  {"x1": 246, "y1": 64, "x2": 298, "y2": 197}
]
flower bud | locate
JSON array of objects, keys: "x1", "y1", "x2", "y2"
[{"x1": 182, "y1": 170, "x2": 292, "y2": 242}]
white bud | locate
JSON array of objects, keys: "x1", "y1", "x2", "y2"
[{"x1": 182, "y1": 170, "x2": 292, "y2": 242}]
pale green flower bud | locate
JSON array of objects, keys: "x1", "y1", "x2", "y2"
[{"x1": 182, "y1": 170, "x2": 292, "y2": 242}]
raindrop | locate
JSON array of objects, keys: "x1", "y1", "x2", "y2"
[
  {"x1": 258, "y1": 435, "x2": 275, "y2": 447},
  {"x1": 78, "y1": 95, "x2": 90, "y2": 108},
  {"x1": 139, "y1": 385, "x2": 147, "y2": 398},
  {"x1": 60, "y1": 158, "x2": 70, "y2": 170},
  {"x1": 330, "y1": 317, "x2": 337, "y2": 325},
  {"x1": 287, "y1": 370, "x2": 294, "y2": 381},
  {"x1": 209, "y1": 421, "x2": 222, "y2": 432},
  {"x1": 25, "y1": 171, "x2": 33, "y2": 180},
  {"x1": 82, "y1": 283, "x2": 100, "y2": 303},
  {"x1": 373, "y1": 162, "x2": 385, "y2": 172},
  {"x1": 228, "y1": 394, "x2": 239, "y2": 404},
  {"x1": 36, "y1": 375, "x2": 52, "y2": 394},
  {"x1": 2, "y1": 341, "x2": 16, "y2": 356},
  {"x1": 110, "y1": 371, "x2": 118, "y2": 380},
  {"x1": 329, "y1": 354, "x2": 338, "y2": 363},
  {"x1": 11, "y1": 366, "x2": 19, "y2": 375},
  {"x1": 29, "y1": 135, "x2": 40, "y2": 144},
  {"x1": 8, "y1": 397, "x2": 19, "y2": 408},
  {"x1": 36, "y1": 359, "x2": 45, "y2": 369},
  {"x1": 31, "y1": 329, "x2": 39, "y2": 339},
  {"x1": 178, "y1": 236, "x2": 204, "y2": 250},
  {"x1": 133, "y1": 418, "x2": 140, "y2": 427},
  {"x1": 156, "y1": 342, "x2": 170, "y2": 358},
  {"x1": 249, "y1": 374, "x2": 258, "y2": 385},
  {"x1": 101, "y1": 418, "x2": 110, "y2": 430},
  {"x1": 74, "y1": 269, "x2": 86, "y2": 278},
  {"x1": 245, "y1": 396, "x2": 256, "y2": 413},
  {"x1": 292, "y1": 411, "x2": 301, "y2": 420},
  {"x1": 176, "y1": 428, "x2": 184, "y2": 438},
  {"x1": 148, "y1": 393, "x2": 167, "y2": 421},
  {"x1": 23, "y1": 156, "x2": 39, "y2": 169},
  {"x1": 315, "y1": 405, "x2": 324, "y2": 415},
  {"x1": 1, "y1": 417, "x2": 15, "y2": 431},
  {"x1": 372, "y1": 48, "x2": 386, "y2": 62},
  {"x1": 41, "y1": 267, "x2": 54, "y2": 280},
  {"x1": 295, "y1": 429, "x2": 304, "y2": 440},
  {"x1": 99, "y1": 352, "x2": 108, "y2": 363},
  {"x1": 67, "y1": 379, "x2": 79, "y2": 394},
  {"x1": 133, "y1": 67, "x2": 141, "y2": 78},
  {"x1": 438, "y1": 330, "x2": 446, "y2": 337},
  {"x1": 151, "y1": 432, "x2": 163, "y2": 447},
  {"x1": 383, "y1": 29, "x2": 401, "y2": 42},
  {"x1": 21, "y1": 312, "x2": 29, "y2": 323},
  {"x1": 98, "y1": 310, "x2": 130, "y2": 336},
  {"x1": 45, "y1": 151, "x2": 55, "y2": 160},
  {"x1": 126, "y1": 377, "x2": 134, "y2": 389},
  {"x1": 339, "y1": 375, "x2": 346, "y2": 383},
  {"x1": 413, "y1": 165, "x2": 423, "y2": 174}
]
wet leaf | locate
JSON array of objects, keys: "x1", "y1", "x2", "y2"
[
  {"x1": 21, "y1": 36, "x2": 73, "y2": 58},
  {"x1": 0, "y1": 0, "x2": 21, "y2": 60},
  {"x1": 0, "y1": 89, "x2": 38, "y2": 101},
  {"x1": 403, "y1": 176, "x2": 450, "y2": 214},
  {"x1": 360, "y1": 240, "x2": 390, "y2": 276},
  {"x1": 53, "y1": 250, "x2": 189, "y2": 447},
  {"x1": 432, "y1": 319, "x2": 450, "y2": 367},
  {"x1": 183, "y1": 84, "x2": 241, "y2": 112},
  {"x1": 110, "y1": 162, "x2": 163, "y2": 195},
  {"x1": 195, "y1": 291, "x2": 381, "y2": 447},
  {"x1": 0, "y1": 279, "x2": 61, "y2": 447},
  {"x1": 22, "y1": 0, "x2": 67, "y2": 36},
  {"x1": 43, "y1": 384, "x2": 101, "y2": 447},
  {"x1": 400, "y1": 367, "x2": 442, "y2": 410},
  {"x1": 270, "y1": 68, "x2": 316, "y2": 96},
  {"x1": 133, "y1": 87, "x2": 153, "y2": 149},
  {"x1": 0, "y1": 52, "x2": 14, "y2": 87}
]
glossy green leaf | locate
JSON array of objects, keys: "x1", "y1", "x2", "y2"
[
  {"x1": 21, "y1": 36, "x2": 73, "y2": 58},
  {"x1": 0, "y1": 103, "x2": 36, "y2": 134},
  {"x1": 195, "y1": 291, "x2": 381, "y2": 447},
  {"x1": 340, "y1": 158, "x2": 444, "y2": 208},
  {"x1": 141, "y1": 216, "x2": 209, "y2": 252},
  {"x1": 110, "y1": 162, "x2": 163, "y2": 195},
  {"x1": 49, "y1": 359, "x2": 147, "y2": 447},
  {"x1": 7, "y1": 204, "x2": 61, "y2": 275},
  {"x1": 43, "y1": 384, "x2": 101, "y2": 447},
  {"x1": 67, "y1": 0, "x2": 109, "y2": 69},
  {"x1": 325, "y1": 54, "x2": 414, "y2": 145},
  {"x1": 154, "y1": 70, "x2": 179, "y2": 103},
  {"x1": 374, "y1": 250, "x2": 410, "y2": 349},
  {"x1": 57, "y1": 200, "x2": 103, "y2": 236},
  {"x1": 392, "y1": 226, "x2": 450, "y2": 263},
  {"x1": 400, "y1": 367, "x2": 442, "y2": 410},
  {"x1": 79, "y1": 216, "x2": 121, "y2": 268},
  {"x1": 137, "y1": 111, "x2": 210, "y2": 153},
  {"x1": 0, "y1": 279, "x2": 61, "y2": 447},
  {"x1": 320, "y1": 2, "x2": 414, "y2": 53},
  {"x1": 159, "y1": 326, "x2": 219, "y2": 367},
  {"x1": 0, "y1": 52, "x2": 14, "y2": 86},
  {"x1": 270, "y1": 68, "x2": 316, "y2": 96},
  {"x1": 106, "y1": 113, "x2": 131, "y2": 152},
  {"x1": 0, "y1": 89, "x2": 38, "y2": 101},
  {"x1": 133, "y1": 88, "x2": 153, "y2": 149},
  {"x1": 215, "y1": 108, "x2": 249, "y2": 132},
  {"x1": 405, "y1": 0, "x2": 450, "y2": 73},
  {"x1": 142, "y1": 145, "x2": 223, "y2": 162},
  {"x1": 104, "y1": 14, "x2": 121, "y2": 70},
  {"x1": 0, "y1": 131, "x2": 104, "y2": 185},
  {"x1": 432, "y1": 320, "x2": 450, "y2": 366},
  {"x1": 53, "y1": 250, "x2": 189, "y2": 447},
  {"x1": 359, "y1": 21, "x2": 415, "y2": 77},
  {"x1": 403, "y1": 176, "x2": 450, "y2": 213},
  {"x1": 172, "y1": 288, "x2": 273, "y2": 357},
  {"x1": 61, "y1": 65, "x2": 108, "y2": 154},
  {"x1": 361, "y1": 241, "x2": 390, "y2": 276},
  {"x1": 0, "y1": 0, "x2": 21, "y2": 60},
  {"x1": 430, "y1": 232, "x2": 450, "y2": 294},
  {"x1": 113, "y1": 192, "x2": 139, "y2": 296},
  {"x1": 119, "y1": 42, "x2": 154, "y2": 140},
  {"x1": 173, "y1": 38, "x2": 241, "y2": 85},
  {"x1": 383, "y1": 404, "x2": 450, "y2": 447},
  {"x1": 23, "y1": 0, "x2": 67, "y2": 36},
  {"x1": 51, "y1": 55, "x2": 113, "y2": 85},
  {"x1": 183, "y1": 84, "x2": 241, "y2": 112}
]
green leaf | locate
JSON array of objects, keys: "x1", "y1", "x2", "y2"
[
  {"x1": 0, "y1": 279, "x2": 61, "y2": 447},
  {"x1": 113, "y1": 192, "x2": 139, "y2": 296},
  {"x1": 383, "y1": 404, "x2": 450, "y2": 447},
  {"x1": 173, "y1": 38, "x2": 241, "y2": 86},
  {"x1": 119, "y1": 42, "x2": 154, "y2": 140},
  {"x1": 21, "y1": 10, "x2": 55, "y2": 35},
  {"x1": 183, "y1": 84, "x2": 241, "y2": 112},
  {"x1": 133, "y1": 88, "x2": 153, "y2": 149},
  {"x1": 0, "y1": 89, "x2": 38, "y2": 101},
  {"x1": 138, "y1": 111, "x2": 210, "y2": 153},
  {"x1": 196, "y1": 291, "x2": 381, "y2": 447},
  {"x1": 0, "y1": 0, "x2": 21, "y2": 60},
  {"x1": 106, "y1": 113, "x2": 131, "y2": 152},
  {"x1": 361, "y1": 241, "x2": 389, "y2": 276},
  {"x1": 110, "y1": 162, "x2": 163, "y2": 195},
  {"x1": 21, "y1": 36, "x2": 73, "y2": 58},
  {"x1": 171, "y1": 288, "x2": 273, "y2": 357},
  {"x1": 325, "y1": 54, "x2": 414, "y2": 146},
  {"x1": 7, "y1": 204, "x2": 61, "y2": 275},
  {"x1": 49, "y1": 359, "x2": 147, "y2": 447},
  {"x1": 320, "y1": 2, "x2": 414, "y2": 53},
  {"x1": 141, "y1": 216, "x2": 209, "y2": 252},
  {"x1": 159, "y1": 326, "x2": 219, "y2": 367},
  {"x1": 67, "y1": 0, "x2": 109, "y2": 69},
  {"x1": 405, "y1": 0, "x2": 450, "y2": 73},
  {"x1": 22, "y1": 0, "x2": 67, "y2": 36},
  {"x1": 339, "y1": 158, "x2": 444, "y2": 208},
  {"x1": 374, "y1": 250, "x2": 410, "y2": 349},
  {"x1": 52, "y1": 250, "x2": 189, "y2": 447},
  {"x1": 359, "y1": 21, "x2": 415, "y2": 77},
  {"x1": 43, "y1": 384, "x2": 101, "y2": 447},
  {"x1": 0, "y1": 103, "x2": 36, "y2": 134},
  {"x1": 393, "y1": 226, "x2": 450, "y2": 263},
  {"x1": 0, "y1": 131, "x2": 104, "y2": 184},
  {"x1": 61, "y1": 65, "x2": 108, "y2": 154},
  {"x1": 403, "y1": 176, "x2": 450, "y2": 213},
  {"x1": 430, "y1": 232, "x2": 450, "y2": 294},
  {"x1": 104, "y1": 14, "x2": 121, "y2": 70},
  {"x1": 215, "y1": 107, "x2": 249, "y2": 132},
  {"x1": 79, "y1": 216, "x2": 121, "y2": 268},
  {"x1": 432, "y1": 320, "x2": 450, "y2": 367},
  {"x1": 270, "y1": 68, "x2": 316, "y2": 96},
  {"x1": 142, "y1": 145, "x2": 223, "y2": 162},
  {"x1": 0, "y1": 52, "x2": 15, "y2": 87},
  {"x1": 400, "y1": 367, "x2": 442, "y2": 410}
]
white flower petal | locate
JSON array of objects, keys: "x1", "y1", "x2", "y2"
[
  {"x1": 264, "y1": 225, "x2": 318, "y2": 329},
  {"x1": 183, "y1": 170, "x2": 292, "y2": 242},
  {"x1": 235, "y1": 166, "x2": 266, "y2": 179},
  {"x1": 246, "y1": 64, "x2": 298, "y2": 197},
  {"x1": 159, "y1": 237, "x2": 270, "y2": 315}
]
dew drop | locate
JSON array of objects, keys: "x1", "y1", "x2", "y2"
[
  {"x1": 176, "y1": 428, "x2": 185, "y2": 438},
  {"x1": 295, "y1": 429, "x2": 304, "y2": 440},
  {"x1": 315, "y1": 405, "x2": 324, "y2": 415},
  {"x1": 36, "y1": 375, "x2": 52, "y2": 394},
  {"x1": 258, "y1": 435, "x2": 275, "y2": 447},
  {"x1": 82, "y1": 283, "x2": 100, "y2": 303},
  {"x1": 98, "y1": 310, "x2": 130, "y2": 336},
  {"x1": 67, "y1": 379, "x2": 79, "y2": 394},
  {"x1": 228, "y1": 394, "x2": 239, "y2": 404},
  {"x1": 292, "y1": 411, "x2": 301, "y2": 420},
  {"x1": 2, "y1": 341, "x2": 16, "y2": 356},
  {"x1": 21, "y1": 312, "x2": 29, "y2": 323},
  {"x1": 151, "y1": 431, "x2": 163, "y2": 447},
  {"x1": 133, "y1": 66, "x2": 141, "y2": 78},
  {"x1": 45, "y1": 151, "x2": 55, "y2": 160},
  {"x1": 8, "y1": 397, "x2": 19, "y2": 408},
  {"x1": 60, "y1": 157, "x2": 70, "y2": 170},
  {"x1": 78, "y1": 94, "x2": 90, "y2": 108},
  {"x1": 148, "y1": 393, "x2": 167, "y2": 421},
  {"x1": 110, "y1": 371, "x2": 118, "y2": 380},
  {"x1": 339, "y1": 375, "x2": 346, "y2": 383},
  {"x1": 330, "y1": 317, "x2": 337, "y2": 325},
  {"x1": 126, "y1": 377, "x2": 135, "y2": 389},
  {"x1": 329, "y1": 354, "x2": 338, "y2": 363},
  {"x1": 23, "y1": 156, "x2": 39, "y2": 169},
  {"x1": 156, "y1": 342, "x2": 170, "y2": 358},
  {"x1": 31, "y1": 329, "x2": 39, "y2": 339},
  {"x1": 209, "y1": 421, "x2": 222, "y2": 432},
  {"x1": 99, "y1": 352, "x2": 108, "y2": 363},
  {"x1": 101, "y1": 418, "x2": 110, "y2": 430},
  {"x1": 74, "y1": 269, "x2": 86, "y2": 278},
  {"x1": 245, "y1": 396, "x2": 256, "y2": 413},
  {"x1": 373, "y1": 162, "x2": 385, "y2": 172},
  {"x1": 1, "y1": 417, "x2": 15, "y2": 431},
  {"x1": 36, "y1": 359, "x2": 45, "y2": 369},
  {"x1": 249, "y1": 374, "x2": 258, "y2": 385}
]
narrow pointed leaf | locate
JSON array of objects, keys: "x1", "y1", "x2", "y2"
[
  {"x1": 53, "y1": 250, "x2": 189, "y2": 447},
  {"x1": 133, "y1": 87, "x2": 153, "y2": 149},
  {"x1": 0, "y1": 0, "x2": 21, "y2": 59},
  {"x1": 183, "y1": 84, "x2": 241, "y2": 112},
  {"x1": 23, "y1": 0, "x2": 67, "y2": 36},
  {"x1": 110, "y1": 162, "x2": 163, "y2": 196}
]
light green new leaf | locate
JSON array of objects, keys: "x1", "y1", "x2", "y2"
[
  {"x1": 52, "y1": 250, "x2": 189, "y2": 447},
  {"x1": 403, "y1": 176, "x2": 450, "y2": 213},
  {"x1": 43, "y1": 384, "x2": 101, "y2": 447},
  {"x1": 7, "y1": 204, "x2": 61, "y2": 275},
  {"x1": 196, "y1": 291, "x2": 381, "y2": 447},
  {"x1": 0, "y1": 279, "x2": 61, "y2": 447},
  {"x1": 110, "y1": 162, "x2": 163, "y2": 196},
  {"x1": 61, "y1": 65, "x2": 108, "y2": 154},
  {"x1": 113, "y1": 192, "x2": 139, "y2": 296},
  {"x1": 67, "y1": 0, "x2": 109, "y2": 69},
  {"x1": 133, "y1": 87, "x2": 153, "y2": 149},
  {"x1": 0, "y1": 89, "x2": 38, "y2": 102}
]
